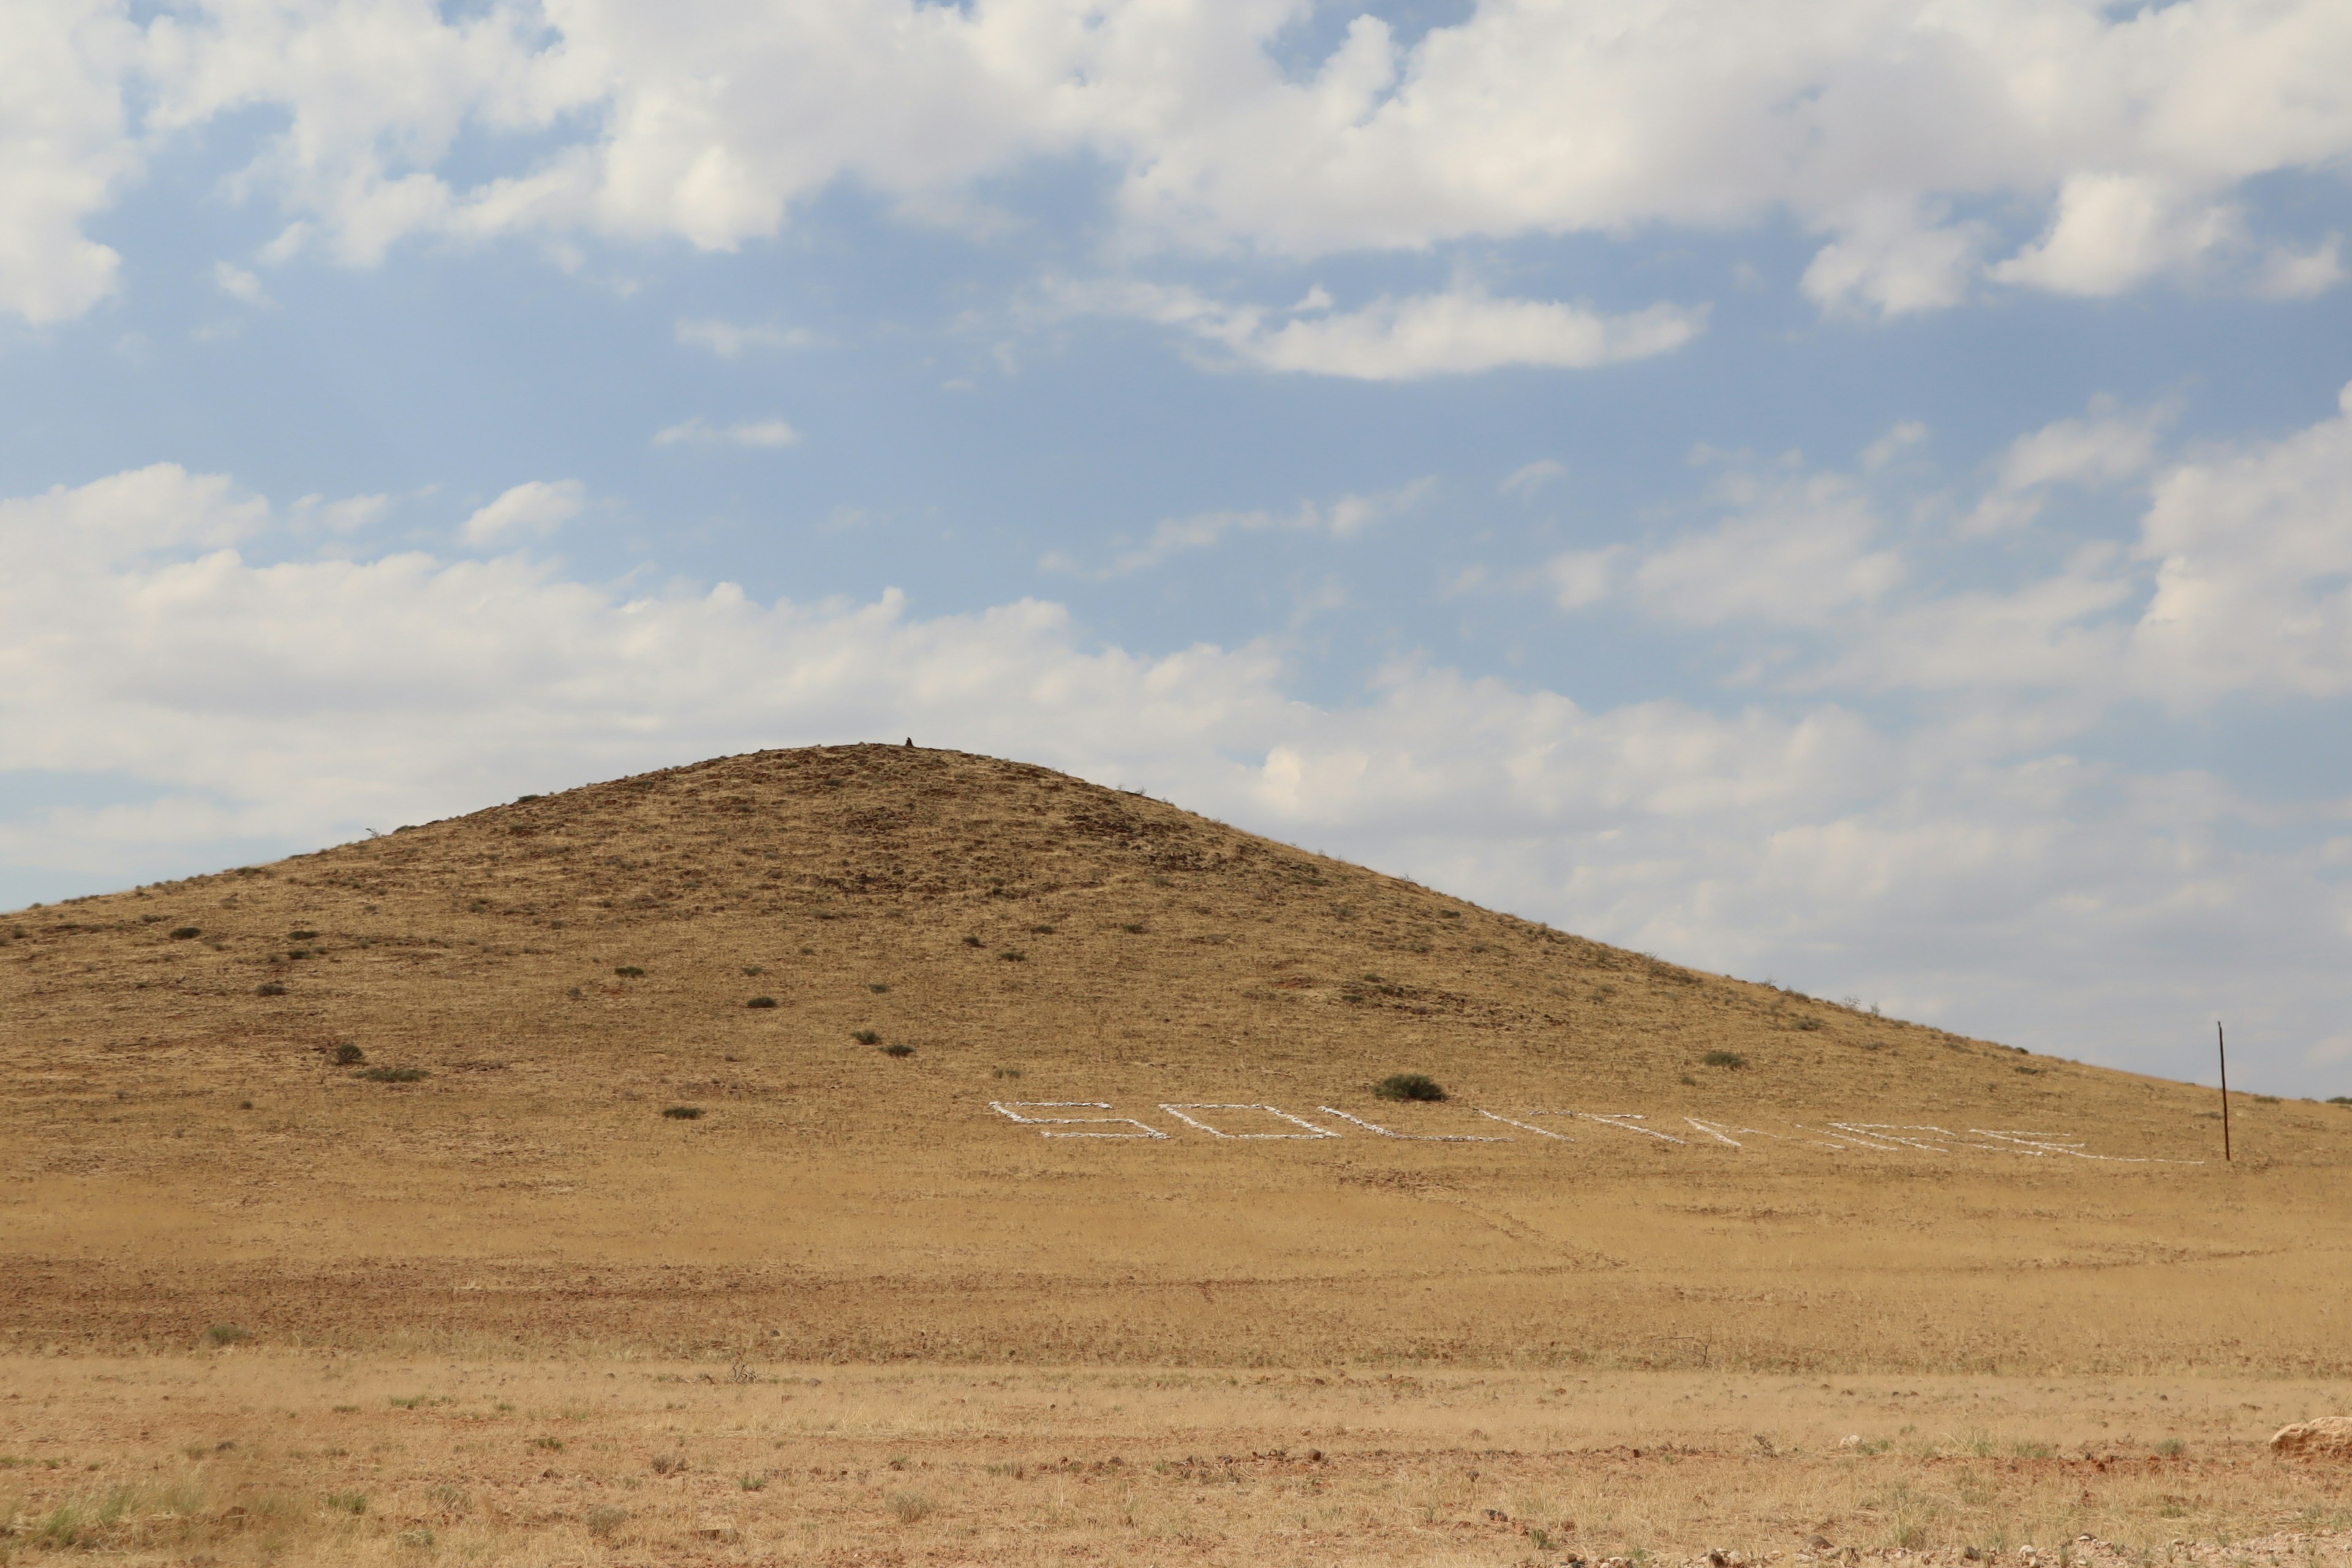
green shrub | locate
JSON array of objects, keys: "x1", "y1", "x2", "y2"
[
  {"x1": 867, "y1": 981, "x2": 891, "y2": 992},
  {"x1": 170, "y1": 927, "x2": 201, "y2": 940},
  {"x1": 747, "y1": 996, "x2": 778, "y2": 1009},
  {"x1": 1374, "y1": 1073, "x2": 1445, "y2": 1102},
  {"x1": 333, "y1": 1043, "x2": 366, "y2": 1066},
  {"x1": 851, "y1": 1029, "x2": 881, "y2": 1045},
  {"x1": 998, "y1": 949, "x2": 1027, "y2": 962},
  {"x1": 614, "y1": 965, "x2": 645, "y2": 977},
  {"x1": 326, "y1": 1490, "x2": 368, "y2": 1515},
  {"x1": 662, "y1": 1106, "x2": 703, "y2": 1120},
  {"x1": 360, "y1": 1066, "x2": 428, "y2": 1083},
  {"x1": 205, "y1": 1323, "x2": 252, "y2": 1346},
  {"x1": 962, "y1": 935, "x2": 983, "y2": 947},
  {"x1": 650, "y1": 1453, "x2": 688, "y2": 1476},
  {"x1": 881, "y1": 1042, "x2": 915, "y2": 1058},
  {"x1": 1119, "y1": 922, "x2": 1145, "y2": 934},
  {"x1": 1702, "y1": 1050, "x2": 1746, "y2": 1069},
  {"x1": 288, "y1": 929, "x2": 317, "y2": 940},
  {"x1": 584, "y1": 1505, "x2": 628, "y2": 1537},
  {"x1": 888, "y1": 1491, "x2": 933, "y2": 1523},
  {"x1": 255, "y1": 982, "x2": 286, "y2": 996}
]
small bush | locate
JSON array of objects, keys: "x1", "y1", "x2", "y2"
[
  {"x1": 397, "y1": 1528, "x2": 435, "y2": 1548},
  {"x1": 361, "y1": 1066, "x2": 428, "y2": 1083},
  {"x1": 662, "y1": 1106, "x2": 703, "y2": 1120},
  {"x1": 584, "y1": 1505, "x2": 628, "y2": 1537},
  {"x1": 650, "y1": 1453, "x2": 688, "y2": 1476},
  {"x1": 1029, "y1": 924, "x2": 1055, "y2": 935},
  {"x1": 1702, "y1": 1050, "x2": 1747, "y2": 1069},
  {"x1": 867, "y1": 981, "x2": 891, "y2": 992},
  {"x1": 993, "y1": 1066, "x2": 1022, "y2": 1079},
  {"x1": 255, "y1": 982, "x2": 286, "y2": 996},
  {"x1": 2329, "y1": 1096, "x2": 2352, "y2": 1106},
  {"x1": 614, "y1": 965, "x2": 645, "y2": 977},
  {"x1": 961, "y1": 935, "x2": 983, "y2": 947},
  {"x1": 739, "y1": 1474, "x2": 767, "y2": 1490},
  {"x1": 851, "y1": 1029, "x2": 882, "y2": 1045},
  {"x1": 743, "y1": 965, "x2": 765, "y2": 976},
  {"x1": 206, "y1": 1323, "x2": 252, "y2": 1346},
  {"x1": 888, "y1": 1491, "x2": 933, "y2": 1524},
  {"x1": 288, "y1": 929, "x2": 318, "y2": 940},
  {"x1": 170, "y1": 927, "x2": 201, "y2": 940},
  {"x1": 1374, "y1": 1073, "x2": 1446, "y2": 1102},
  {"x1": 1119, "y1": 922, "x2": 1145, "y2": 934},
  {"x1": 881, "y1": 1042, "x2": 915, "y2": 1058},
  {"x1": 529, "y1": 1436, "x2": 564, "y2": 1452},
  {"x1": 747, "y1": 996, "x2": 778, "y2": 1009},
  {"x1": 333, "y1": 1043, "x2": 366, "y2": 1066},
  {"x1": 326, "y1": 1490, "x2": 367, "y2": 1515},
  {"x1": 998, "y1": 949, "x2": 1027, "y2": 962},
  {"x1": 238, "y1": 1099, "x2": 254, "y2": 1110}
]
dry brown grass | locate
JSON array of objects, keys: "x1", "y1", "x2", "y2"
[
  {"x1": 4, "y1": 745, "x2": 2349, "y2": 1561},
  {"x1": 6, "y1": 1357, "x2": 2351, "y2": 1566}
]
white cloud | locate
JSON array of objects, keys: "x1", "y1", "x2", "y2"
[
  {"x1": 652, "y1": 416, "x2": 801, "y2": 448},
  {"x1": 2256, "y1": 236, "x2": 2346, "y2": 300},
  {"x1": 15, "y1": 0, "x2": 2352, "y2": 323},
  {"x1": 1500, "y1": 459, "x2": 1567, "y2": 500},
  {"x1": 4, "y1": 459, "x2": 2350, "y2": 1091},
  {"x1": 2125, "y1": 382, "x2": 2352, "y2": 704},
  {"x1": 0, "y1": 0, "x2": 138, "y2": 322},
  {"x1": 1803, "y1": 200, "x2": 1988, "y2": 318},
  {"x1": 1989, "y1": 175, "x2": 2241, "y2": 296},
  {"x1": 1060, "y1": 281, "x2": 1705, "y2": 380},
  {"x1": 1860, "y1": 422, "x2": 1928, "y2": 472},
  {"x1": 1637, "y1": 475, "x2": 1910, "y2": 630},
  {"x1": 1087, "y1": 479, "x2": 1434, "y2": 578},
  {"x1": 211, "y1": 260, "x2": 268, "y2": 305},
  {"x1": 460, "y1": 480, "x2": 583, "y2": 545},
  {"x1": 674, "y1": 318, "x2": 809, "y2": 356},
  {"x1": 1961, "y1": 399, "x2": 2168, "y2": 534}
]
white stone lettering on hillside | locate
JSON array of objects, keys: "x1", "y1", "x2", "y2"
[
  {"x1": 1316, "y1": 1107, "x2": 1512, "y2": 1142},
  {"x1": 1157, "y1": 1104, "x2": 1340, "y2": 1139},
  {"x1": 982, "y1": 1099, "x2": 2201, "y2": 1161},
  {"x1": 987, "y1": 1101, "x2": 1169, "y2": 1138}
]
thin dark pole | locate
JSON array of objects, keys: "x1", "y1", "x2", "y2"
[{"x1": 2217, "y1": 1020, "x2": 2231, "y2": 1163}]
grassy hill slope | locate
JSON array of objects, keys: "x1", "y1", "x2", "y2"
[{"x1": 4, "y1": 744, "x2": 2346, "y2": 1371}]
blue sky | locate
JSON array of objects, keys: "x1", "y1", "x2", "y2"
[{"x1": 6, "y1": 0, "x2": 2352, "y2": 1094}]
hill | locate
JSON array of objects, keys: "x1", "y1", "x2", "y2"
[{"x1": 4, "y1": 742, "x2": 2347, "y2": 1371}]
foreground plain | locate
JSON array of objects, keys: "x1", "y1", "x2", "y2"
[{"x1": 6, "y1": 1359, "x2": 2351, "y2": 1566}]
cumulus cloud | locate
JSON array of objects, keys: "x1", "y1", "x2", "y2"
[
  {"x1": 211, "y1": 260, "x2": 268, "y2": 305},
  {"x1": 651, "y1": 416, "x2": 800, "y2": 448},
  {"x1": 1069, "y1": 479, "x2": 1434, "y2": 578},
  {"x1": 674, "y1": 318, "x2": 810, "y2": 356},
  {"x1": 460, "y1": 480, "x2": 583, "y2": 545},
  {"x1": 21, "y1": 0, "x2": 2352, "y2": 325},
  {"x1": 0, "y1": 0, "x2": 139, "y2": 322},
  {"x1": 1961, "y1": 400, "x2": 2168, "y2": 534},
  {"x1": 1060, "y1": 281, "x2": 1705, "y2": 379},
  {"x1": 1500, "y1": 460, "x2": 1567, "y2": 500},
  {"x1": 1512, "y1": 383, "x2": 2352, "y2": 723}
]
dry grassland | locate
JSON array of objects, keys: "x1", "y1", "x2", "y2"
[
  {"x1": 5, "y1": 745, "x2": 2349, "y2": 1560},
  {"x1": 6, "y1": 1359, "x2": 2352, "y2": 1567}
]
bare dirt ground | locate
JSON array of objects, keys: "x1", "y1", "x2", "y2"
[{"x1": 6, "y1": 745, "x2": 2348, "y2": 1561}]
